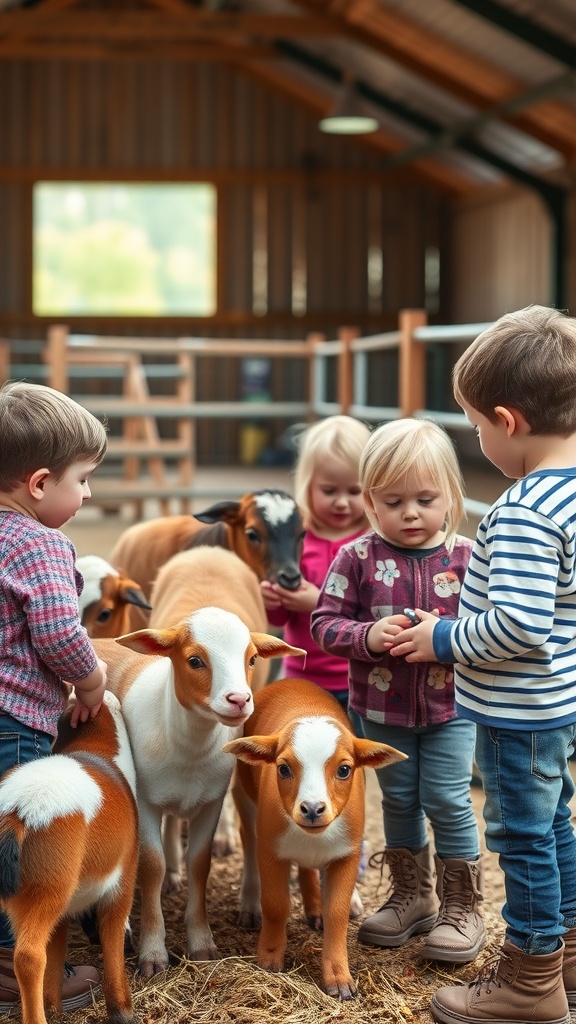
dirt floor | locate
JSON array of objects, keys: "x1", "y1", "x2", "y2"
[{"x1": 52, "y1": 462, "x2": 573, "y2": 1024}]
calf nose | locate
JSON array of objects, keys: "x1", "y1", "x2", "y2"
[
  {"x1": 299, "y1": 800, "x2": 326, "y2": 824},
  {"x1": 226, "y1": 692, "x2": 252, "y2": 711},
  {"x1": 276, "y1": 566, "x2": 302, "y2": 591}
]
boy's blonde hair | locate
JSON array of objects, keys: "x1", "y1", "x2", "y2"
[
  {"x1": 453, "y1": 305, "x2": 576, "y2": 435},
  {"x1": 360, "y1": 417, "x2": 465, "y2": 551},
  {"x1": 293, "y1": 415, "x2": 371, "y2": 528},
  {"x1": 0, "y1": 381, "x2": 108, "y2": 492}
]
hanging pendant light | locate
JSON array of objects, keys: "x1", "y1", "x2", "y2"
[{"x1": 319, "y1": 78, "x2": 379, "y2": 135}]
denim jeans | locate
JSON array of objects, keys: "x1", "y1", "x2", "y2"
[
  {"x1": 361, "y1": 715, "x2": 479, "y2": 859},
  {"x1": 331, "y1": 690, "x2": 364, "y2": 739},
  {"x1": 0, "y1": 713, "x2": 53, "y2": 948},
  {"x1": 476, "y1": 722, "x2": 576, "y2": 954}
]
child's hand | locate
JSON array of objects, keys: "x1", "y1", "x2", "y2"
[
  {"x1": 388, "y1": 610, "x2": 439, "y2": 662},
  {"x1": 264, "y1": 580, "x2": 319, "y2": 614},
  {"x1": 69, "y1": 657, "x2": 108, "y2": 727},
  {"x1": 367, "y1": 613, "x2": 414, "y2": 654},
  {"x1": 260, "y1": 580, "x2": 283, "y2": 611}
]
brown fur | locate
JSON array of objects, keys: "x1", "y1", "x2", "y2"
[
  {"x1": 224, "y1": 678, "x2": 406, "y2": 1000},
  {"x1": 0, "y1": 696, "x2": 138, "y2": 1024}
]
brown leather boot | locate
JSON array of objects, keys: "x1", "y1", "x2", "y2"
[
  {"x1": 0, "y1": 947, "x2": 100, "y2": 1014},
  {"x1": 562, "y1": 926, "x2": 576, "y2": 1008},
  {"x1": 420, "y1": 856, "x2": 487, "y2": 964},
  {"x1": 357, "y1": 845, "x2": 437, "y2": 948},
  {"x1": 430, "y1": 940, "x2": 570, "y2": 1024}
]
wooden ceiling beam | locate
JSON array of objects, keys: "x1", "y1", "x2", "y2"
[
  {"x1": 292, "y1": 0, "x2": 576, "y2": 155},
  {"x1": 236, "y1": 58, "x2": 476, "y2": 196},
  {"x1": 0, "y1": 10, "x2": 345, "y2": 41},
  {"x1": 0, "y1": 42, "x2": 276, "y2": 61}
]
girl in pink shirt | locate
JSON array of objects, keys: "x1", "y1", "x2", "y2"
[{"x1": 261, "y1": 414, "x2": 370, "y2": 734}]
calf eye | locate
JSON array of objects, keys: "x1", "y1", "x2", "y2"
[
  {"x1": 96, "y1": 608, "x2": 113, "y2": 623},
  {"x1": 249, "y1": 654, "x2": 258, "y2": 667},
  {"x1": 336, "y1": 765, "x2": 352, "y2": 780},
  {"x1": 245, "y1": 528, "x2": 261, "y2": 545},
  {"x1": 278, "y1": 763, "x2": 292, "y2": 779},
  {"x1": 188, "y1": 656, "x2": 205, "y2": 669}
]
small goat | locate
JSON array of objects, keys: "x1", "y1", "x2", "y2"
[
  {"x1": 94, "y1": 548, "x2": 304, "y2": 978},
  {"x1": 108, "y1": 489, "x2": 304, "y2": 628},
  {"x1": 76, "y1": 554, "x2": 152, "y2": 639},
  {"x1": 0, "y1": 692, "x2": 138, "y2": 1024},
  {"x1": 224, "y1": 677, "x2": 406, "y2": 1000}
]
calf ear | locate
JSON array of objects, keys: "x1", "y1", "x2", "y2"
[
  {"x1": 116, "y1": 626, "x2": 178, "y2": 656},
  {"x1": 353, "y1": 738, "x2": 408, "y2": 770},
  {"x1": 222, "y1": 735, "x2": 279, "y2": 765},
  {"x1": 250, "y1": 632, "x2": 307, "y2": 661}
]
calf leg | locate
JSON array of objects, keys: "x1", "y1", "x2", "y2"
[
  {"x1": 257, "y1": 857, "x2": 292, "y2": 974},
  {"x1": 321, "y1": 858, "x2": 359, "y2": 1000},
  {"x1": 233, "y1": 781, "x2": 261, "y2": 929},
  {"x1": 184, "y1": 800, "x2": 222, "y2": 960},
  {"x1": 297, "y1": 867, "x2": 322, "y2": 930},
  {"x1": 98, "y1": 883, "x2": 135, "y2": 1024},
  {"x1": 161, "y1": 814, "x2": 183, "y2": 893},
  {"x1": 137, "y1": 805, "x2": 170, "y2": 978}
]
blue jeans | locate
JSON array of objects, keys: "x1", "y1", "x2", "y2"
[
  {"x1": 0, "y1": 714, "x2": 53, "y2": 948},
  {"x1": 361, "y1": 716, "x2": 480, "y2": 859},
  {"x1": 476, "y1": 723, "x2": 576, "y2": 954},
  {"x1": 331, "y1": 690, "x2": 364, "y2": 739}
]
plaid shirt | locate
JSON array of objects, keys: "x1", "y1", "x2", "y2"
[
  {"x1": 0, "y1": 511, "x2": 97, "y2": 737},
  {"x1": 311, "y1": 531, "x2": 472, "y2": 728}
]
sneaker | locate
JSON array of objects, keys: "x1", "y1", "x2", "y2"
[{"x1": 0, "y1": 947, "x2": 100, "y2": 1014}]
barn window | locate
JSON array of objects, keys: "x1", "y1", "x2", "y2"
[{"x1": 33, "y1": 183, "x2": 216, "y2": 316}]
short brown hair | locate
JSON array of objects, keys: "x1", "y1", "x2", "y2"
[
  {"x1": 0, "y1": 381, "x2": 107, "y2": 492},
  {"x1": 453, "y1": 305, "x2": 576, "y2": 435}
]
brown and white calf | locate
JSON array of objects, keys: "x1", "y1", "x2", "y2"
[
  {"x1": 224, "y1": 677, "x2": 406, "y2": 1000},
  {"x1": 108, "y1": 489, "x2": 304, "y2": 628},
  {"x1": 94, "y1": 548, "x2": 304, "y2": 978},
  {"x1": 0, "y1": 692, "x2": 138, "y2": 1024},
  {"x1": 76, "y1": 554, "x2": 152, "y2": 639}
]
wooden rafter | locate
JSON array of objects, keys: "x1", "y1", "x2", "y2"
[{"x1": 292, "y1": 0, "x2": 576, "y2": 156}]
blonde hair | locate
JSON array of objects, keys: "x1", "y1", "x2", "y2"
[
  {"x1": 360, "y1": 418, "x2": 465, "y2": 551},
  {"x1": 293, "y1": 415, "x2": 371, "y2": 529},
  {"x1": 0, "y1": 381, "x2": 108, "y2": 492},
  {"x1": 453, "y1": 305, "x2": 576, "y2": 434}
]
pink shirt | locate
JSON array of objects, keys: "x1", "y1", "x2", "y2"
[{"x1": 267, "y1": 527, "x2": 367, "y2": 692}]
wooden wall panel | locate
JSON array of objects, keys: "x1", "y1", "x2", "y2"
[{"x1": 451, "y1": 187, "x2": 552, "y2": 322}]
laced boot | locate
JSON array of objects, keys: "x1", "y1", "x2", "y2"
[
  {"x1": 430, "y1": 940, "x2": 570, "y2": 1024},
  {"x1": 357, "y1": 845, "x2": 437, "y2": 948},
  {"x1": 421, "y1": 856, "x2": 487, "y2": 964},
  {"x1": 561, "y1": 926, "x2": 576, "y2": 1008},
  {"x1": 0, "y1": 947, "x2": 100, "y2": 1015}
]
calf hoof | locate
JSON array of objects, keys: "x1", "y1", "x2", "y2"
[
  {"x1": 238, "y1": 909, "x2": 262, "y2": 931},
  {"x1": 212, "y1": 835, "x2": 236, "y2": 857},
  {"x1": 349, "y1": 886, "x2": 364, "y2": 919},
  {"x1": 306, "y1": 913, "x2": 323, "y2": 932},
  {"x1": 325, "y1": 979, "x2": 358, "y2": 1001},
  {"x1": 162, "y1": 871, "x2": 182, "y2": 895},
  {"x1": 138, "y1": 955, "x2": 169, "y2": 979},
  {"x1": 187, "y1": 944, "x2": 219, "y2": 962}
]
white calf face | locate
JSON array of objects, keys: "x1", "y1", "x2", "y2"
[
  {"x1": 277, "y1": 717, "x2": 357, "y2": 831},
  {"x1": 173, "y1": 607, "x2": 255, "y2": 726}
]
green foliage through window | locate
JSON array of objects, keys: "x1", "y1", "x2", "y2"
[{"x1": 33, "y1": 183, "x2": 216, "y2": 316}]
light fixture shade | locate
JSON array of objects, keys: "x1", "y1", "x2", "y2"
[{"x1": 319, "y1": 79, "x2": 379, "y2": 135}]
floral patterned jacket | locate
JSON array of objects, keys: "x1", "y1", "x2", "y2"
[{"x1": 310, "y1": 530, "x2": 473, "y2": 727}]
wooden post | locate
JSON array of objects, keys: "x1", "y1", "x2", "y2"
[
  {"x1": 0, "y1": 341, "x2": 9, "y2": 385},
  {"x1": 337, "y1": 326, "x2": 358, "y2": 414},
  {"x1": 399, "y1": 309, "x2": 427, "y2": 417},
  {"x1": 306, "y1": 331, "x2": 325, "y2": 422},
  {"x1": 45, "y1": 324, "x2": 69, "y2": 393}
]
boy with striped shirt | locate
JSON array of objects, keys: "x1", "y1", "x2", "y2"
[{"x1": 390, "y1": 305, "x2": 576, "y2": 1024}]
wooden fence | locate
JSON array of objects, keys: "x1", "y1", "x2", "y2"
[{"x1": 0, "y1": 310, "x2": 493, "y2": 518}]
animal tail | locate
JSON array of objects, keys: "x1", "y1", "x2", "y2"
[{"x1": 0, "y1": 818, "x2": 24, "y2": 898}]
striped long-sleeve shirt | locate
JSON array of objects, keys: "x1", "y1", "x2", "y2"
[
  {"x1": 433, "y1": 468, "x2": 576, "y2": 730},
  {"x1": 0, "y1": 511, "x2": 98, "y2": 737}
]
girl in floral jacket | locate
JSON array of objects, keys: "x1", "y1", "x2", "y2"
[{"x1": 311, "y1": 417, "x2": 485, "y2": 965}]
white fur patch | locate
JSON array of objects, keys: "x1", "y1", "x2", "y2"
[
  {"x1": 255, "y1": 492, "x2": 296, "y2": 527},
  {"x1": 104, "y1": 692, "x2": 138, "y2": 797},
  {"x1": 292, "y1": 717, "x2": 339, "y2": 810},
  {"x1": 67, "y1": 866, "x2": 123, "y2": 917},
  {"x1": 189, "y1": 607, "x2": 252, "y2": 700},
  {"x1": 77, "y1": 555, "x2": 119, "y2": 615},
  {"x1": 276, "y1": 815, "x2": 353, "y2": 868},
  {"x1": 0, "y1": 756, "x2": 103, "y2": 829}
]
